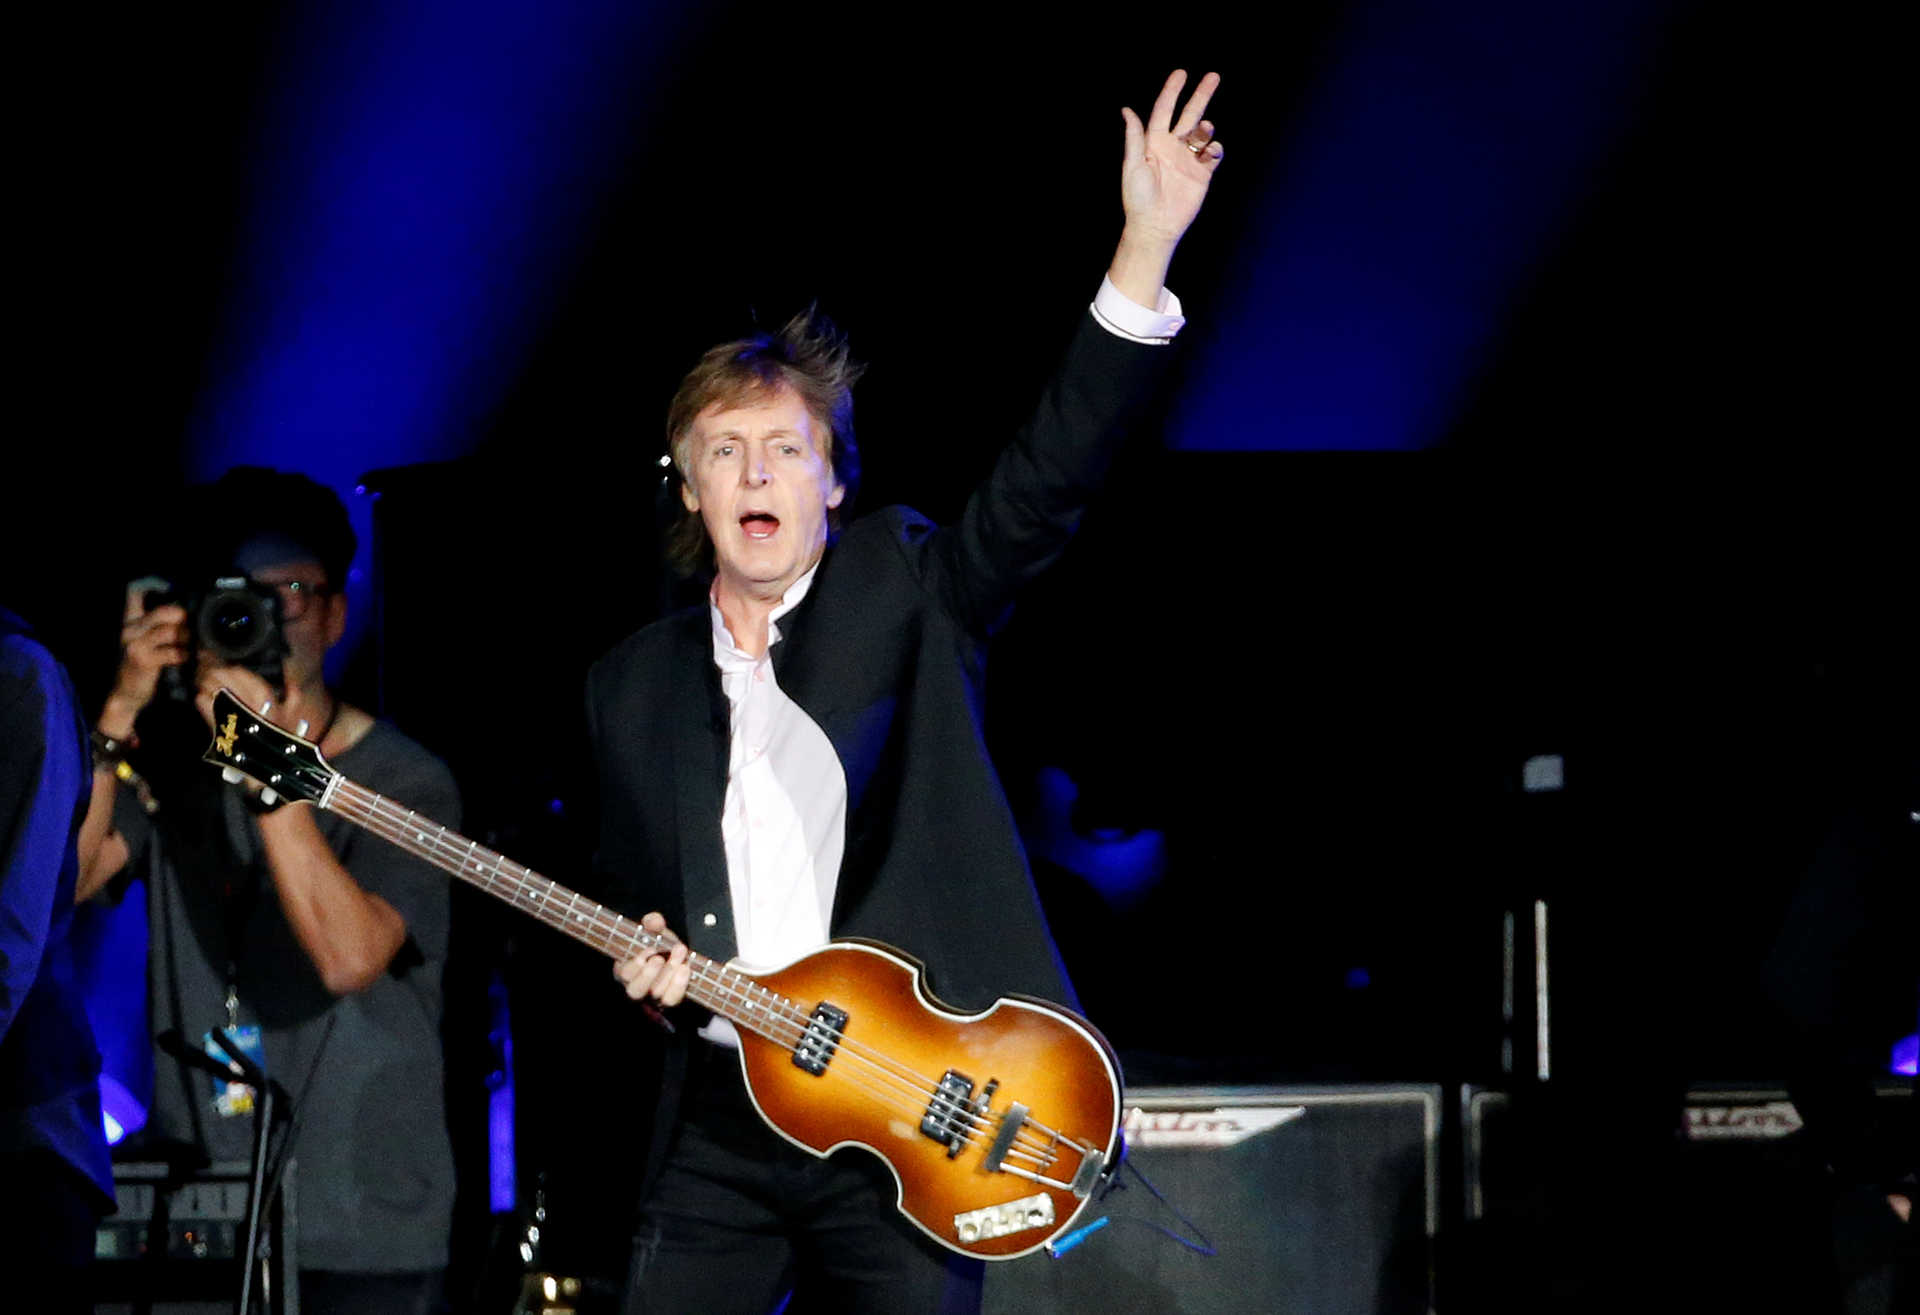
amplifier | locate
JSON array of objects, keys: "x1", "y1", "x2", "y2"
[
  {"x1": 1462, "y1": 1080, "x2": 1916, "y2": 1215},
  {"x1": 1457, "y1": 1081, "x2": 1914, "y2": 1309},
  {"x1": 985, "y1": 1084, "x2": 1440, "y2": 1315},
  {"x1": 93, "y1": 1158, "x2": 298, "y2": 1315}
]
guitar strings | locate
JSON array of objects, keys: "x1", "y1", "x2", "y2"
[
  {"x1": 225, "y1": 722, "x2": 1074, "y2": 1170},
  {"x1": 337, "y1": 783, "x2": 1067, "y2": 1167},
  {"x1": 335, "y1": 783, "x2": 1064, "y2": 1168},
  {"x1": 332, "y1": 782, "x2": 1077, "y2": 1168}
]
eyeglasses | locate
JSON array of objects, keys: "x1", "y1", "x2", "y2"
[{"x1": 259, "y1": 578, "x2": 334, "y2": 620}]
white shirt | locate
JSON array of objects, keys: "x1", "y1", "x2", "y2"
[
  {"x1": 698, "y1": 563, "x2": 844, "y2": 1047},
  {"x1": 700, "y1": 278, "x2": 1184, "y2": 1047}
]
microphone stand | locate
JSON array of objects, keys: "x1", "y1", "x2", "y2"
[
  {"x1": 204, "y1": 1028, "x2": 287, "y2": 1315},
  {"x1": 157, "y1": 1029, "x2": 293, "y2": 1315}
]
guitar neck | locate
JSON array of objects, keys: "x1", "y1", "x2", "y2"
[{"x1": 323, "y1": 777, "x2": 790, "y2": 1038}]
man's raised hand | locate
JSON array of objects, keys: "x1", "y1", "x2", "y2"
[
  {"x1": 1120, "y1": 69, "x2": 1223, "y2": 246},
  {"x1": 1108, "y1": 69, "x2": 1223, "y2": 307}
]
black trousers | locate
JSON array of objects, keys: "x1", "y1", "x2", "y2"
[{"x1": 623, "y1": 1042, "x2": 984, "y2": 1315}]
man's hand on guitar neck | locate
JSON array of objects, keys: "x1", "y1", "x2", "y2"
[{"x1": 615, "y1": 911, "x2": 692, "y2": 1009}]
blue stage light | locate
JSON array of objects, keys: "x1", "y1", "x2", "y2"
[
  {"x1": 99, "y1": 1073, "x2": 148, "y2": 1147},
  {"x1": 1169, "y1": 0, "x2": 1669, "y2": 451},
  {"x1": 1894, "y1": 1031, "x2": 1918, "y2": 1078},
  {"x1": 1025, "y1": 766, "x2": 1166, "y2": 910},
  {"x1": 486, "y1": 970, "x2": 517, "y2": 1213},
  {"x1": 182, "y1": 0, "x2": 691, "y2": 673}
]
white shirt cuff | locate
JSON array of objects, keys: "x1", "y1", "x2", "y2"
[{"x1": 1090, "y1": 275, "x2": 1186, "y2": 344}]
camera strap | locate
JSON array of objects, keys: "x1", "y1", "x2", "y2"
[
  {"x1": 203, "y1": 799, "x2": 270, "y2": 1119},
  {"x1": 220, "y1": 814, "x2": 266, "y2": 1033}
]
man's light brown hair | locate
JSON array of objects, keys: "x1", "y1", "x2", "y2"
[{"x1": 663, "y1": 308, "x2": 865, "y2": 576}]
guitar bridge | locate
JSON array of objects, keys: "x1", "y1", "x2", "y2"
[
  {"x1": 791, "y1": 1002, "x2": 848, "y2": 1076},
  {"x1": 920, "y1": 1070, "x2": 976, "y2": 1157},
  {"x1": 953, "y1": 1194, "x2": 1054, "y2": 1245}
]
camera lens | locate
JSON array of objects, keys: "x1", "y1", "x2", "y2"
[{"x1": 201, "y1": 591, "x2": 271, "y2": 661}]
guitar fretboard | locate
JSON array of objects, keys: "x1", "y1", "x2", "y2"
[{"x1": 326, "y1": 777, "x2": 806, "y2": 1044}]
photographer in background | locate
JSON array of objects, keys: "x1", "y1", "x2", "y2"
[{"x1": 83, "y1": 466, "x2": 459, "y2": 1315}]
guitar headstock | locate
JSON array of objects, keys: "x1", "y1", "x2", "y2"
[{"x1": 201, "y1": 687, "x2": 337, "y2": 808}]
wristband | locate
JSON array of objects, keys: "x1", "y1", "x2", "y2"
[
  {"x1": 93, "y1": 728, "x2": 161, "y2": 815},
  {"x1": 90, "y1": 727, "x2": 136, "y2": 768}
]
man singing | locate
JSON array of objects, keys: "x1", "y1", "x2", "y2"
[{"x1": 593, "y1": 69, "x2": 1224, "y2": 1314}]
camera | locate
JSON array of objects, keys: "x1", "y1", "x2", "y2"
[{"x1": 146, "y1": 575, "x2": 289, "y2": 693}]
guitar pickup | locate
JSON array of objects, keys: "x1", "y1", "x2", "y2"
[
  {"x1": 920, "y1": 1070, "x2": 976, "y2": 1157},
  {"x1": 790, "y1": 1002, "x2": 848, "y2": 1076}
]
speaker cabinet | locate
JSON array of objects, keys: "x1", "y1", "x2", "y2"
[
  {"x1": 985, "y1": 1084, "x2": 1439, "y2": 1315},
  {"x1": 1457, "y1": 1081, "x2": 1914, "y2": 1310}
]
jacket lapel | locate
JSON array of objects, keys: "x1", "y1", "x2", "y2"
[{"x1": 669, "y1": 610, "x2": 738, "y2": 962}]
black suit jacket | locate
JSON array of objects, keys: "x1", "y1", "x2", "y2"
[{"x1": 586, "y1": 309, "x2": 1175, "y2": 1191}]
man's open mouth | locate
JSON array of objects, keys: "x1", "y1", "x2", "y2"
[{"x1": 740, "y1": 512, "x2": 780, "y2": 540}]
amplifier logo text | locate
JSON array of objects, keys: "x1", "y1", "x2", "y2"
[
  {"x1": 1684, "y1": 1101, "x2": 1803, "y2": 1140},
  {"x1": 1123, "y1": 1105, "x2": 1306, "y2": 1149}
]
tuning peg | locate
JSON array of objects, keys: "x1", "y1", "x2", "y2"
[
  {"x1": 259, "y1": 788, "x2": 280, "y2": 807},
  {"x1": 222, "y1": 767, "x2": 245, "y2": 785}
]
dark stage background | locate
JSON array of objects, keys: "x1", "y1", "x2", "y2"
[{"x1": 9, "y1": 0, "x2": 1908, "y2": 1305}]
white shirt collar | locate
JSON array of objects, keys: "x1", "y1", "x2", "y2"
[{"x1": 708, "y1": 560, "x2": 821, "y2": 667}]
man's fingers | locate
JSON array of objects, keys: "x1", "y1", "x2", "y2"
[
  {"x1": 128, "y1": 633, "x2": 185, "y2": 662},
  {"x1": 617, "y1": 912, "x2": 690, "y2": 1004},
  {"x1": 614, "y1": 952, "x2": 657, "y2": 993},
  {"x1": 125, "y1": 606, "x2": 186, "y2": 645},
  {"x1": 614, "y1": 947, "x2": 690, "y2": 1006},
  {"x1": 1147, "y1": 68, "x2": 1187, "y2": 136},
  {"x1": 136, "y1": 627, "x2": 189, "y2": 658},
  {"x1": 656, "y1": 956, "x2": 692, "y2": 1008},
  {"x1": 1171, "y1": 71, "x2": 1221, "y2": 138},
  {"x1": 651, "y1": 939, "x2": 691, "y2": 1006},
  {"x1": 1121, "y1": 106, "x2": 1145, "y2": 164}
]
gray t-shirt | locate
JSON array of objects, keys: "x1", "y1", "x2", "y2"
[{"x1": 126, "y1": 718, "x2": 458, "y2": 1273}]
